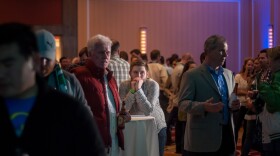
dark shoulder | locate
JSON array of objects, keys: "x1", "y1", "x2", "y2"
[
  {"x1": 185, "y1": 65, "x2": 202, "y2": 75},
  {"x1": 43, "y1": 89, "x2": 82, "y2": 110},
  {"x1": 38, "y1": 88, "x2": 93, "y2": 130},
  {"x1": 63, "y1": 70, "x2": 76, "y2": 79}
]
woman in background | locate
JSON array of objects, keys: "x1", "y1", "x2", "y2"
[
  {"x1": 242, "y1": 57, "x2": 263, "y2": 156},
  {"x1": 234, "y1": 58, "x2": 254, "y2": 148}
]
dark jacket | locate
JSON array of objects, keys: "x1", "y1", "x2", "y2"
[
  {"x1": 47, "y1": 69, "x2": 88, "y2": 106},
  {"x1": 0, "y1": 76, "x2": 105, "y2": 156},
  {"x1": 72, "y1": 60, "x2": 124, "y2": 150}
]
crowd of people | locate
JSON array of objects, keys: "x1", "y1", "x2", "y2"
[{"x1": 0, "y1": 22, "x2": 280, "y2": 156}]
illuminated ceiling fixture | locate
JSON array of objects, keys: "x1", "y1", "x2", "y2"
[
  {"x1": 140, "y1": 27, "x2": 147, "y2": 54},
  {"x1": 268, "y1": 25, "x2": 273, "y2": 48}
]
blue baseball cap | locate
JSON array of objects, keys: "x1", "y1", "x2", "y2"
[{"x1": 36, "y1": 29, "x2": 56, "y2": 60}]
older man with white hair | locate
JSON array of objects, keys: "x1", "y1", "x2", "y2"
[{"x1": 72, "y1": 34, "x2": 124, "y2": 156}]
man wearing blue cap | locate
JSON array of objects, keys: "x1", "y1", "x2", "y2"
[{"x1": 36, "y1": 29, "x2": 88, "y2": 107}]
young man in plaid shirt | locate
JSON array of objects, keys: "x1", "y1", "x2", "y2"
[{"x1": 108, "y1": 40, "x2": 130, "y2": 88}]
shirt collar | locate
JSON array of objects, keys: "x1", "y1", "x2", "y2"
[
  {"x1": 206, "y1": 65, "x2": 224, "y2": 75},
  {"x1": 110, "y1": 54, "x2": 120, "y2": 59}
]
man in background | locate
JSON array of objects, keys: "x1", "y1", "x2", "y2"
[
  {"x1": 179, "y1": 35, "x2": 240, "y2": 156},
  {"x1": 0, "y1": 23, "x2": 105, "y2": 156},
  {"x1": 120, "y1": 51, "x2": 129, "y2": 62},
  {"x1": 67, "y1": 46, "x2": 89, "y2": 72},
  {"x1": 130, "y1": 48, "x2": 143, "y2": 63},
  {"x1": 148, "y1": 49, "x2": 168, "y2": 90},
  {"x1": 79, "y1": 46, "x2": 89, "y2": 62},
  {"x1": 59, "y1": 56, "x2": 71, "y2": 70},
  {"x1": 166, "y1": 53, "x2": 194, "y2": 151},
  {"x1": 72, "y1": 34, "x2": 124, "y2": 156},
  {"x1": 36, "y1": 29, "x2": 88, "y2": 106},
  {"x1": 108, "y1": 40, "x2": 130, "y2": 88},
  {"x1": 148, "y1": 49, "x2": 169, "y2": 120}
]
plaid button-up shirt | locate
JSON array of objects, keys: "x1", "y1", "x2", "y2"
[{"x1": 108, "y1": 55, "x2": 130, "y2": 88}]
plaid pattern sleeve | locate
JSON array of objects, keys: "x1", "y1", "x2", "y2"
[{"x1": 108, "y1": 56, "x2": 130, "y2": 88}]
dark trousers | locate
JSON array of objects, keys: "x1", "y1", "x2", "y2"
[
  {"x1": 166, "y1": 107, "x2": 186, "y2": 153},
  {"x1": 183, "y1": 124, "x2": 235, "y2": 156},
  {"x1": 241, "y1": 119, "x2": 263, "y2": 156},
  {"x1": 241, "y1": 120, "x2": 256, "y2": 156},
  {"x1": 263, "y1": 138, "x2": 280, "y2": 156},
  {"x1": 233, "y1": 106, "x2": 247, "y2": 145},
  {"x1": 159, "y1": 90, "x2": 169, "y2": 121},
  {"x1": 166, "y1": 107, "x2": 178, "y2": 144},
  {"x1": 175, "y1": 120, "x2": 186, "y2": 153}
]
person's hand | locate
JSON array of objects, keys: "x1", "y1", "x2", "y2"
[
  {"x1": 131, "y1": 77, "x2": 144, "y2": 91},
  {"x1": 130, "y1": 80, "x2": 136, "y2": 90},
  {"x1": 230, "y1": 99, "x2": 240, "y2": 111},
  {"x1": 203, "y1": 97, "x2": 224, "y2": 113},
  {"x1": 247, "y1": 90, "x2": 258, "y2": 99},
  {"x1": 246, "y1": 97, "x2": 256, "y2": 112},
  {"x1": 247, "y1": 90, "x2": 254, "y2": 98}
]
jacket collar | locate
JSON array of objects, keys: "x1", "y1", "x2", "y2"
[
  {"x1": 85, "y1": 59, "x2": 113, "y2": 79},
  {"x1": 199, "y1": 64, "x2": 220, "y2": 95}
]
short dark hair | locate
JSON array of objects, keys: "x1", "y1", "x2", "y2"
[
  {"x1": 130, "y1": 60, "x2": 149, "y2": 72},
  {"x1": 130, "y1": 49, "x2": 141, "y2": 55},
  {"x1": 59, "y1": 56, "x2": 68, "y2": 63},
  {"x1": 130, "y1": 55, "x2": 139, "y2": 63},
  {"x1": 171, "y1": 54, "x2": 179, "y2": 60},
  {"x1": 204, "y1": 35, "x2": 226, "y2": 53},
  {"x1": 178, "y1": 60, "x2": 196, "y2": 89},
  {"x1": 78, "y1": 47, "x2": 88, "y2": 57},
  {"x1": 120, "y1": 51, "x2": 128, "y2": 61},
  {"x1": 111, "y1": 40, "x2": 120, "y2": 54},
  {"x1": 141, "y1": 53, "x2": 148, "y2": 62},
  {"x1": 259, "y1": 48, "x2": 268, "y2": 57},
  {"x1": 0, "y1": 23, "x2": 38, "y2": 59},
  {"x1": 160, "y1": 56, "x2": 165, "y2": 65},
  {"x1": 150, "y1": 49, "x2": 161, "y2": 60},
  {"x1": 200, "y1": 52, "x2": 206, "y2": 64}
]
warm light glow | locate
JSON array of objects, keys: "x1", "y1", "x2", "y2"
[
  {"x1": 268, "y1": 25, "x2": 273, "y2": 48},
  {"x1": 54, "y1": 36, "x2": 62, "y2": 61},
  {"x1": 140, "y1": 27, "x2": 147, "y2": 54}
]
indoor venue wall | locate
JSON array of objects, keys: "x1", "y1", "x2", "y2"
[
  {"x1": 88, "y1": 0, "x2": 241, "y2": 72},
  {"x1": 0, "y1": 0, "x2": 78, "y2": 59},
  {"x1": 239, "y1": 0, "x2": 252, "y2": 61},
  {"x1": 78, "y1": 0, "x2": 89, "y2": 51},
  {"x1": 253, "y1": 0, "x2": 271, "y2": 56},
  {"x1": 252, "y1": 0, "x2": 279, "y2": 57},
  {"x1": 274, "y1": 0, "x2": 280, "y2": 47}
]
